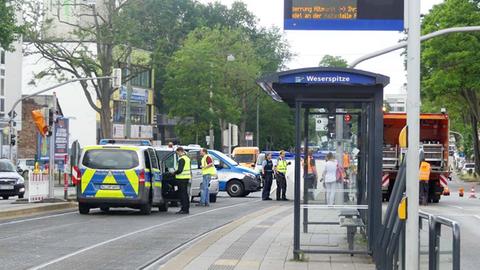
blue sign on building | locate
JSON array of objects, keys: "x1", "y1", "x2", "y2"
[
  {"x1": 284, "y1": 0, "x2": 404, "y2": 31},
  {"x1": 279, "y1": 71, "x2": 376, "y2": 85}
]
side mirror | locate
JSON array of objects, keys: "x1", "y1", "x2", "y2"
[{"x1": 287, "y1": 162, "x2": 292, "y2": 165}]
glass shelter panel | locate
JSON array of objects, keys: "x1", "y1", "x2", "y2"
[{"x1": 299, "y1": 102, "x2": 371, "y2": 254}]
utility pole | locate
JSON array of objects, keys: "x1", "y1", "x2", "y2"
[
  {"x1": 125, "y1": 49, "x2": 132, "y2": 139},
  {"x1": 209, "y1": 90, "x2": 214, "y2": 149},
  {"x1": 48, "y1": 92, "x2": 57, "y2": 199},
  {"x1": 256, "y1": 95, "x2": 260, "y2": 147},
  {"x1": 406, "y1": 0, "x2": 421, "y2": 268}
]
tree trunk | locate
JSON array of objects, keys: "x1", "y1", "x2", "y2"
[
  {"x1": 470, "y1": 113, "x2": 480, "y2": 176},
  {"x1": 99, "y1": 102, "x2": 112, "y2": 139}
]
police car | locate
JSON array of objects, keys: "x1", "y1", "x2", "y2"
[{"x1": 75, "y1": 145, "x2": 166, "y2": 215}]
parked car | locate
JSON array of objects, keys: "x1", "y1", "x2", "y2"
[
  {"x1": 154, "y1": 147, "x2": 219, "y2": 203},
  {"x1": 0, "y1": 159, "x2": 25, "y2": 200},
  {"x1": 461, "y1": 163, "x2": 475, "y2": 175}
]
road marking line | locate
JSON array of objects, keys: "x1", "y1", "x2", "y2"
[
  {"x1": 0, "y1": 211, "x2": 76, "y2": 227},
  {"x1": 450, "y1": 206, "x2": 464, "y2": 210},
  {"x1": 474, "y1": 215, "x2": 480, "y2": 221},
  {"x1": 29, "y1": 199, "x2": 260, "y2": 270}
]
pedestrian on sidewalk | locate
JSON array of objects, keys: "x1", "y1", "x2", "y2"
[
  {"x1": 173, "y1": 147, "x2": 191, "y2": 214},
  {"x1": 275, "y1": 150, "x2": 289, "y2": 201},
  {"x1": 322, "y1": 152, "x2": 338, "y2": 205},
  {"x1": 303, "y1": 150, "x2": 317, "y2": 200},
  {"x1": 419, "y1": 157, "x2": 431, "y2": 206},
  {"x1": 199, "y1": 148, "x2": 216, "y2": 206},
  {"x1": 262, "y1": 153, "x2": 274, "y2": 200}
]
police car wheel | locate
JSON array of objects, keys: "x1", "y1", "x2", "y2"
[
  {"x1": 79, "y1": 203, "x2": 89, "y2": 215},
  {"x1": 140, "y1": 203, "x2": 152, "y2": 215},
  {"x1": 227, "y1": 180, "x2": 244, "y2": 197}
]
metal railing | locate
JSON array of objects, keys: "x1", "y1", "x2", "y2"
[{"x1": 426, "y1": 212, "x2": 461, "y2": 270}]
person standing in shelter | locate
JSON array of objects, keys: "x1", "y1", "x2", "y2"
[
  {"x1": 303, "y1": 150, "x2": 317, "y2": 200},
  {"x1": 199, "y1": 148, "x2": 216, "y2": 206},
  {"x1": 168, "y1": 141, "x2": 174, "y2": 149},
  {"x1": 275, "y1": 150, "x2": 289, "y2": 201},
  {"x1": 173, "y1": 147, "x2": 191, "y2": 214},
  {"x1": 322, "y1": 152, "x2": 338, "y2": 205},
  {"x1": 419, "y1": 157, "x2": 431, "y2": 206},
  {"x1": 262, "y1": 153, "x2": 274, "y2": 200}
]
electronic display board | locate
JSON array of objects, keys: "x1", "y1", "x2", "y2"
[{"x1": 284, "y1": 0, "x2": 404, "y2": 31}]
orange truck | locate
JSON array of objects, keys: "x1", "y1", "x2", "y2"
[{"x1": 382, "y1": 113, "x2": 450, "y2": 203}]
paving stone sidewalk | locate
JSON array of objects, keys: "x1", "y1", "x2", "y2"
[{"x1": 161, "y1": 204, "x2": 376, "y2": 270}]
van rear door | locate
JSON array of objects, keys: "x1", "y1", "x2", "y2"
[{"x1": 80, "y1": 148, "x2": 140, "y2": 199}]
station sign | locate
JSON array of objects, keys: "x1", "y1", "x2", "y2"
[
  {"x1": 284, "y1": 0, "x2": 404, "y2": 31},
  {"x1": 279, "y1": 71, "x2": 376, "y2": 85}
]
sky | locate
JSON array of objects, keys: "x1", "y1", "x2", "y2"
[{"x1": 22, "y1": 0, "x2": 444, "y2": 147}]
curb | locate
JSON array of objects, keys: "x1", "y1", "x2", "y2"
[
  {"x1": 159, "y1": 206, "x2": 280, "y2": 270},
  {"x1": 0, "y1": 202, "x2": 78, "y2": 220}
]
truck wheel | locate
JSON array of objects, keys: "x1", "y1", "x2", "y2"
[
  {"x1": 100, "y1": 207, "x2": 110, "y2": 212},
  {"x1": 432, "y1": 195, "x2": 440, "y2": 203},
  {"x1": 209, "y1": 194, "x2": 217, "y2": 203},
  {"x1": 2, "y1": 196, "x2": 8, "y2": 200},
  {"x1": 140, "y1": 202, "x2": 152, "y2": 215},
  {"x1": 227, "y1": 180, "x2": 244, "y2": 197},
  {"x1": 18, "y1": 194, "x2": 24, "y2": 199},
  {"x1": 79, "y1": 203, "x2": 90, "y2": 215},
  {"x1": 158, "y1": 202, "x2": 169, "y2": 212}
]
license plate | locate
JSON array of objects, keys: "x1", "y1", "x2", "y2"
[
  {"x1": 0, "y1": 185, "x2": 14, "y2": 190},
  {"x1": 100, "y1": 185, "x2": 120, "y2": 190}
]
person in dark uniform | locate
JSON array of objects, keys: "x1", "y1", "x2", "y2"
[
  {"x1": 173, "y1": 147, "x2": 191, "y2": 214},
  {"x1": 262, "y1": 153, "x2": 274, "y2": 200}
]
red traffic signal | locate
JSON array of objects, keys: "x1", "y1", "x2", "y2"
[{"x1": 344, "y1": 114, "x2": 352, "y2": 122}]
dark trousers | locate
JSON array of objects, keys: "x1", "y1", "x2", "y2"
[
  {"x1": 276, "y1": 173, "x2": 287, "y2": 199},
  {"x1": 305, "y1": 174, "x2": 316, "y2": 200},
  {"x1": 262, "y1": 173, "x2": 273, "y2": 199},
  {"x1": 420, "y1": 181, "x2": 429, "y2": 205},
  {"x1": 176, "y1": 179, "x2": 190, "y2": 212}
]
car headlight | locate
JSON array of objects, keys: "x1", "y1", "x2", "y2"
[
  {"x1": 244, "y1": 173, "x2": 255, "y2": 179},
  {"x1": 17, "y1": 177, "x2": 24, "y2": 184}
]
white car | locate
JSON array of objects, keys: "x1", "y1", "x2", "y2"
[
  {"x1": 461, "y1": 163, "x2": 475, "y2": 175},
  {"x1": 155, "y1": 147, "x2": 219, "y2": 203}
]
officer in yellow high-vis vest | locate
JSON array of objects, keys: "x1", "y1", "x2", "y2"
[
  {"x1": 173, "y1": 147, "x2": 191, "y2": 214},
  {"x1": 275, "y1": 150, "x2": 289, "y2": 201},
  {"x1": 419, "y1": 158, "x2": 431, "y2": 206},
  {"x1": 199, "y1": 148, "x2": 216, "y2": 206}
]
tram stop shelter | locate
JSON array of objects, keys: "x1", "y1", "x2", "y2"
[{"x1": 257, "y1": 67, "x2": 388, "y2": 259}]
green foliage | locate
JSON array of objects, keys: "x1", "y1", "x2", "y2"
[
  {"x1": 421, "y1": 0, "x2": 480, "y2": 162},
  {"x1": 319, "y1": 55, "x2": 348, "y2": 68},
  {"x1": 0, "y1": 0, "x2": 22, "y2": 50}
]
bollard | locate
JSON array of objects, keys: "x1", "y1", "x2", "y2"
[
  {"x1": 469, "y1": 185, "x2": 477, "y2": 199},
  {"x1": 459, "y1": 187, "x2": 464, "y2": 197}
]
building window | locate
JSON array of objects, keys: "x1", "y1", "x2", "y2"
[
  {"x1": 0, "y1": 98, "x2": 5, "y2": 113},
  {"x1": 0, "y1": 78, "x2": 4, "y2": 96},
  {"x1": 0, "y1": 50, "x2": 4, "y2": 65},
  {"x1": 122, "y1": 67, "x2": 151, "y2": 89}
]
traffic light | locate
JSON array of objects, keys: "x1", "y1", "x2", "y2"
[
  {"x1": 343, "y1": 122, "x2": 353, "y2": 139},
  {"x1": 10, "y1": 134, "x2": 16, "y2": 146},
  {"x1": 31, "y1": 110, "x2": 48, "y2": 137},
  {"x1": 327, "y1": 115, "x2": 335, "y2": 139}
]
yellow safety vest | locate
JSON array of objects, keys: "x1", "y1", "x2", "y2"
[
  {"x1": 419, "y1": 161, "x2": 431, "y2": 181},
  {"x1": 176, "y1": 155, "x2": 191, "y2": 180},
  {"x1": 277, "y1": 159, "x2": 287, "y2": 174},
  {"x1": 201, "y1": 154, "x2": 216, "y2": 176}
]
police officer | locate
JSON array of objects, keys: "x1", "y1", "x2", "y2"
[
  {"x1": 275, "y1": 150, "x2": 289, "y2": 201},
  {"x1": 262, "y1": 153, "x2": 274, "y2": 200},
  {"x1": 419, "y1": 157, "x2": 431, "y2": 206},
  {"x1": 173, "y1": 147, "x2": 191, "y2": 214}
]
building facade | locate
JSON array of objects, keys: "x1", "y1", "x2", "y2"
[{"x1": 385, "y1": 93, "x2": 407, "y2": 113}]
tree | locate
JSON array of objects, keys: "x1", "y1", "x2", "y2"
[
  {"x1": 319, "y1": 55, "x2": 348, "y2": 68},
  {"x1": 24, "y1": 0, "x2": 144, "y2": 139},
  {"x1": 163, "y1": 27, "x2": 260, "y2": 145},
  {"x1": 421, "y1": 0, "x2": 480, "y2": 174},
  {"x1": 0, "y1": 0, "x2": 23, "y2": 49}
]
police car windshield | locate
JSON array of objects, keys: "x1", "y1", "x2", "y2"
[
  {"x1": 212, "y1": 151, "x2": 238, "y2": 166},
  {"x1": 82, "y1": 149, "x2": 139, "y2": 170}
]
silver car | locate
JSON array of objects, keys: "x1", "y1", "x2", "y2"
[{"x1": 0, "y1": 159, "x2": 25, "y2": 200}]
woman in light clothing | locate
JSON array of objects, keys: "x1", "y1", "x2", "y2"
[{"x1": 322, "y1": 152, "x2": 338, "y2": 205}]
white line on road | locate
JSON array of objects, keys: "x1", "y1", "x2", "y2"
[
  {"x1": 450, "y1": 205, "x2": 464, "y2": 210},
  {"x1": 0, "y1": 211, "x2": 76, "y2": 227},
  {"x1": 474, "y1": 215, "x2": 480, "y2": 221},
  {"x1": 29, "y1": 199, "x2": 260, "y2": 270}
]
